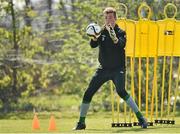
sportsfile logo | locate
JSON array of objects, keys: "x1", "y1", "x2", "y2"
[{"x1": 164, "y1": 30, "x2": 174, "y2": 35}]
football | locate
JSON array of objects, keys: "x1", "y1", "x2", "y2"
[{"x1": 86, "y1": 23, "x2": 101, "y2": 37}]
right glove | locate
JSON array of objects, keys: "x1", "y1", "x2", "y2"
[{"x1": 105, "y1": 24, "x2": 119, "y2": 44}]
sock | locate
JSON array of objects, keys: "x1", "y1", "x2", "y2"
[
  {"x1": 136, "y1": 111, "x2": 143, "y2": 119},
  {"x1": 124, "y1": 95, "x2": 143, "y2": 119},
  {"x1": 79, "y1": 117, "x2": 86, "y2": 123},
  {"x1": 79, "y1": 102, "x2": 90, "y2": 123}
]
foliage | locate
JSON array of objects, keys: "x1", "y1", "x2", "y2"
[{"x1": 0, "y1": 0, "x2": 180, "y2": 112}]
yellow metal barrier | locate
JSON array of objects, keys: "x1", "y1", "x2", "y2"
[
  {"x1": 155, "y1": 3, "x2": 178, "y2": 124},
  {"x1": 112, "y1": 3, "x2": 135, "y2": 127},
  {"x1": 173, "y1": 59, "x2": 180, "y2": 121},
  {"x1": 110, "y1": 80, "x2": 115, "y2": 124},
  {"x1": 111, "y1": 2, "x2": 179, "y2": 127}
]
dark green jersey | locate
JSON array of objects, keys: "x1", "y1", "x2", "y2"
[{"x1": 90, "y1": 24, "x2": 126, "y2": 70}]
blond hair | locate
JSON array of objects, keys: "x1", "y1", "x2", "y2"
[{"x1": 103, "y1": 7, "x2": 117, "y2": 19}]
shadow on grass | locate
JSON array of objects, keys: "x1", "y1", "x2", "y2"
[
  {"x1": 85, "y1": 128, "x2": 112, "y2": 133},
  {"x1": 113, "y1": 127, "x2": 158, "y2": 133},
  {"x1": 84, "y1": 127, "x2": 158, "y2": 133},
  {"x1": 85, "y1": 125, "x2": 179, "y2": 133},
  {"x1": 113, "y1": 125, "x2": 180, "y2": 133}
]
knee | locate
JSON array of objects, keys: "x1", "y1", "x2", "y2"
[
  {"x1": 82, "y1": 88, "x2": 94, "y2": 103},
  {"x1": 116, "y1": 88, "x2": 128, "y2": 100}
]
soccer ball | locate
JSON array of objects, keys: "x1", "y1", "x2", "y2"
[{"x1": 86, "y1": 23, "x2": 101, "y2": 37}]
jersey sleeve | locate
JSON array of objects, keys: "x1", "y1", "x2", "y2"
[
  {"x1": 90, "y1": 37, "x2": 101, "y2": 48},
  {"x1": 115, "y1": 30, "x2": 126, "y2": 48}
]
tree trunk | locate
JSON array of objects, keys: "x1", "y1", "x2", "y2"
[
  {"x1": 45, "y1": 0, "x2": 53, "y2": 29},
  {"x1": 24, "y1": 0, "x2": 32, "y2": 27},
  {"x1": 59, "y1": 0, "x2": 68, "y2": 22},
  {"x1": 10, "y1": 0, "x2": 18, "y2": 102}
]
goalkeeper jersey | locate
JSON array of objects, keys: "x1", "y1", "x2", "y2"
[{"x1": 90, "y1": 24, "x2": 126, "y2": 70}]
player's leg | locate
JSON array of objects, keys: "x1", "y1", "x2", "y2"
[
  {"x1": 74, "y1": 68, "x2": 109, "y2": 130},
  {"x1": 112, "y1": 70, "x2": 148, "y2": 128}
]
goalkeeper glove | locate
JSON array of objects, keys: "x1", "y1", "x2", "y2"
[
  {"x1": 90, "y1": 34, "x2": 100, "y2": 41},
  {"x1": 105, "y1": 25, "x2": 118, "y2": 44}
]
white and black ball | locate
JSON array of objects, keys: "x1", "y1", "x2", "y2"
[{"x1": 86, "y1": 23, "x2": 101, "y2": 37}]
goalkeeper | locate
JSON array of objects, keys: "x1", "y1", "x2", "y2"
[{"x1": 73, "y1": 7, "x2": 148, "y2": 130}]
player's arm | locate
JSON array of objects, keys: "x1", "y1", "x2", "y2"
[
  {"x1": 86, "y1": 23, "x2": 101, "y2": 48},
  {"x1": 106, "y1": 25, "x2": 126, "y2": 48},
  {"x1": 105, "y1": 25, "x2": 118, "y2": 44},
  {"x1": 90, "y1": 35, "x2": 101, "y2": 48},
  {"x1": 115, "y1": 30, "x2": 126, "y2": 48}
]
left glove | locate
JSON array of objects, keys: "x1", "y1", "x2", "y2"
[
  {"x1": 105, "y1": 25, "x2": 118, "y2": 44},
  {"x1": 90, "y1": 34, "x2": 100, "y2": 41}
]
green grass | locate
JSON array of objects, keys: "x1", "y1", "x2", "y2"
[{"x1": 0, "y1": 111, "x2": 180, "y2": 133}]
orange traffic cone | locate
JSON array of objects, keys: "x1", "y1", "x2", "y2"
[
  {"x1": 32, "y1": 113, "x2": 40, "y2": 130},
  {"x1": 48, "y1": 115, "x2": 56, "y2": 131}
]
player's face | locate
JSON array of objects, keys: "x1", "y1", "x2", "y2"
[{"x1": 105, "y1": 12, "x2": 116, "y2": 27}]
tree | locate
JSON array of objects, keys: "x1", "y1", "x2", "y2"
[{"x1": 0, "y1": 0, "x2": 179, "y2": 112}]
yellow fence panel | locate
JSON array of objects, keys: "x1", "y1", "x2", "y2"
[
  {"x1": 157, "y1": 19, "x2": 175, "y2": 56},
  {"x1": 173, "y1": 21, "x2": 180, "y2": 56},
  {"x1": 135, "y1": 20, "x2": 158, "y2": 57},
  {"x1": 111, "y1": 2, "x2": 179, "y2": 128},
  {"x1": 116, "y1": 19, "x2": 136, "y2": 57}
]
